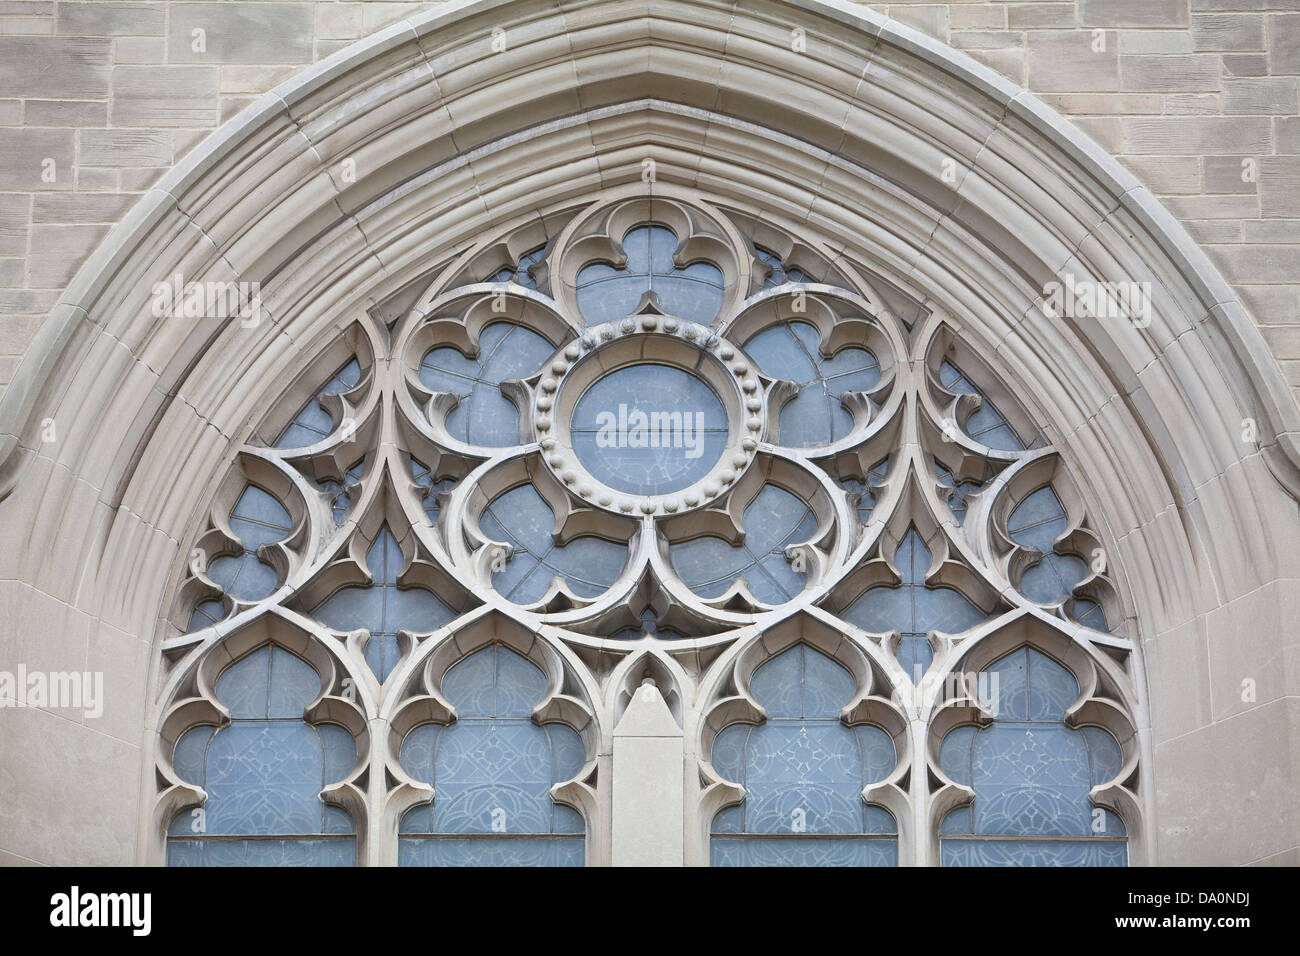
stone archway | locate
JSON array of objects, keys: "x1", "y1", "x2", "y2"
[{"x1": 0, "y1": 0, "x2": 1295, "y2": 865}]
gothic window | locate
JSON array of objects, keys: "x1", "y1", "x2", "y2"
[
  {"x1": 163, "y1": 193, "x2": 1141, "y2": 866},
  {"x1": 397, "y1": 645, "x2": 586, "y2": 866},
  {"x1": 167, "y1": 646, "x2": 357, "y2": 866},
  {"x1": 938, "y1": 648, "x2": 1128, "y2": 866},
  {"x1": 709, "y1": 644, "x2": 898, "y2": 866}
]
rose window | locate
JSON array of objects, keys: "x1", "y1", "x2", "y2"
[{"x1": 159, "y1": 193, "x2": 1140, "y2": 866}]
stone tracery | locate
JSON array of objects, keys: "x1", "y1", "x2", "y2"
[{"x1": 158, "y1": 192, "x2": 1142, "y2": 865}]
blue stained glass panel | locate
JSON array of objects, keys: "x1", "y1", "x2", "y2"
[
  {"x1": 186, "y1": 599, "x2": 225, "y2": 632},
  {"x1": 939, "y1": 361, "x2": 1026, "y2": 450},
  {"x1": 744, "y1": 321, "x2": 880, "y2": 447},
  {"x1": 936, "y1": 462, "x2": 985, "y2": 525},
  {"x1": 840, "y1": 458, "x2": 889, "y2": 528},
  {"x1": 940, "y1": 647, "x2": 1127, "y2": 867},
  {"x1": 166, "y1": 645, "x2": 357, "y2": 867},
  {"x1": 755, "y1": 247, "x2": 813, "y2": 287},
  {"x1": 711, "y1": 644, "x2": 897, "y2": 867},
  {"x1": 941, "y1": 839, "x2": 1127, "y2": 867},
  {"x1": 419, "y1": 322, "x2": 555, "y2": 447},
  {"x1": 202, "y1": 484, "x2": 292, "y2": 607},
  {"x1": 485, "y1": 246, "x2": 544, "y2": 289},
  {"x1": 410, "y1": 458, "x2": 456, "y2": 527},
  {"x1": 570, "y1": 364, "x2": 729, "y2": 495},
  {"x1": 399, "y1": 645, "x2": 586, "y2": 867},
  {"x1": 275, "y1": 359, "x2": 362, "y2": 449},
  {"x1": 671, "y1": 484, "x2": 815, "y2": 605},
  {"x1": 168, "y1": 839, "x2": 356, "y2": 867},
  {"x1": 841, "y1": 528, "x2": 987, "y2": 680},
  {"x1": 575, "y1": 225, "x2": 725, "y2": 325},
  {"x1": 312, "y1": 527, "x2": 456, "y2": 682},
  {"x1": 711, "y1": 837, "x2": 898, "y2": 867},
  {"x1": 1008, "y1": 486, "x2": 1111, "y2": 631},
  {"x1": 480, "y1": 484, "x2": 627, "y2": 605}
]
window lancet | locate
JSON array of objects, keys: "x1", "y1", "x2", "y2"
[
  {"x1": 938, "y1": 648, "x2": 1127, "y2": 867},
  {"x1": 398, "y1": 645, "x2": 586, "y2": 866},
  {"x1": 710, "y1": 644, "x2": 898, "y2": 866},
  {"x1": 167, "y1": 646, "x2": 357, "y2": 866}
]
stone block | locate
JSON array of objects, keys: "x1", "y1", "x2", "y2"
[
  {"x1": 1026, "y1": 30, "x2": 1119, "y2": 92},
  {"x1": 109, "y1": 65, "x2": 217, "y2": 127},
  {"x1": 0, "y1": 37, "x2": 108, "y2": 97},
  {"x1": 1191, "y1": 13, "x2": 1266, "y2": 49},
  {"x1": 27, "y1": 222, "x2": 109, "y2": 287},
  {"x1": 55, "y1": 2, "x2": 163, "y2": 36},
  {"x1": 1120, "y1": 54, "x2": 1221, "y2": 92},
  {"x1": 1223, "y1": 76, "x2": 1299, "y2": 113},
  {"x1": 1123, "y1": 117, "x2": 1272, "y2": 154},
  {"x1": 167, "y1": 2, "x2": 313, "y2": 65},
  {"x1": 1204, "y1": 155, "x2": 1259, "y2": 193},
  {"x1": 0, "y1": 127, "x2": 74, "y2": 189},
  {"x1": 1080, "y1": 0, "x2": 1190, "y2": 27},
  {"x1": 22, "y1": 98, "x2": 105, "y2": 126},
  {"x1": 78, "y1": 128, "x2": 170, "y2": 167}
]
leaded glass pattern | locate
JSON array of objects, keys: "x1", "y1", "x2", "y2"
[
  {"x1": 575, "y1": 225, "x2": 725, "y2": 324},
  {"x1": 167, "y1": 646, "x2": 357, "y2": 866},
  {"x1": 419, "y1": 322, "x2": 554, "y2": 447},
  {"x1": 670, "y1": 484, "x2": 816, "y2": 604},
  {"x1": 710, "y1": 644, "x2": 897, "y2": 866},
  {"x1": 938, "y1": 647, "x2": 1127, "y2": 867},
  {"x1": 199, "y1": 485, "x2": 292, "y2": 612},
  {"x1": 276, "y1": 359, "x2": 362, "y2": 449},
  {"x1": 398, "y1": 645, "x2": 585, "y2": 866},
  {"x1": 167, "y1": 197, "x2": 1140, "y2": 867},
  {"x1": 311, "y1": 528, "x2": 456, "y2": 681},
  {"x1": 744, "y1": 321, "x2": 880, "y2": 447},
  {"x1": 479, "y1": 485, "x2": 629, "y2": 605},
  {"x1": 940, "y1": 361, "x2": 1025, "y2": 450},
  {"x1": 841, "y1": 528, "x2": 987, "y2": 680}
]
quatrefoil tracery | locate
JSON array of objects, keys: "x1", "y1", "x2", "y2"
[
  {"x1": 158, "y1": 192, "x2": 1141, "y2": 862},
  {"x1": 173, "y1": 195, "x2": 1127, "y2": 667}
]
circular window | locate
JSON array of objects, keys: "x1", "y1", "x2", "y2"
[{"x1": 570, "y1": 363, "x2": 728, "y2": 496}]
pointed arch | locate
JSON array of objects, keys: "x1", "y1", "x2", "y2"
[{"x1": 0, "y1": 0, "x2": 1296, "y2": 866}]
